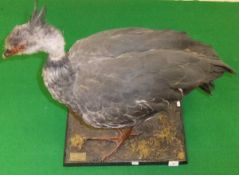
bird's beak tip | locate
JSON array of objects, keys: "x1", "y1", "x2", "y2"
[
  {"x1": 2, "y1": 49, "x2": 13, "y2": 59},
  {"x1": 2, "y1": 53, "x2": 7, "y2": 59}
]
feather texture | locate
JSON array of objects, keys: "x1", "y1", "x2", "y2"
[{"x1": 43, "y1": 28, "x2": 233, "y2": 128}]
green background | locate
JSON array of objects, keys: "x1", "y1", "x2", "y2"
[{"x1": 0, "y1": 0, "x2": 238, "y2": 174}]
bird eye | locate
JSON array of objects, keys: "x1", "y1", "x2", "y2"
[{"x1": 9, "y1": 37, "x2": 21, "y2": 47}]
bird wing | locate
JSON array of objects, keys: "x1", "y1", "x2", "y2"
[
  {"x1": 71, "y1": 48, "x2": 229, "y2": 128},
  {"x1": 69, "y1": 28, "x2": 219, "y2": 69}
]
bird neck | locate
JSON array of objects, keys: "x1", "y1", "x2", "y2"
[
  {"x1": 39, "y1": 26, "x2": 66, "y2": 61},
  {"x1": 43, "y1": 56, "x2": 75, "y2": 105}
]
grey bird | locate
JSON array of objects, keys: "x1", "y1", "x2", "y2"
[{"x1": 3, "y1": 5, "x2": 234, "y2": 160}]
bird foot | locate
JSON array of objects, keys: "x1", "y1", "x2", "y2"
[{"x1": 86, "y1": 127, "x2": 138, "y2": 161}]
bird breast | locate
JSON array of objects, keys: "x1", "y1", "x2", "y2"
[{"x1": 42, "y1": 57, "x2": 76, "y2": 106}]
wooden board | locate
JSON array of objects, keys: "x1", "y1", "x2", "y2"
[{"x1": 64, "y1": 101, "x2": 187, "y2": 166}]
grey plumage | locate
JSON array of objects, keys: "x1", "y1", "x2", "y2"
[
  {"x1": 3, "y1": 7, "x2": 233, "y2": 129},
  {"x1": 44, "y1": 28, "x2": 233, "y2": 128}
]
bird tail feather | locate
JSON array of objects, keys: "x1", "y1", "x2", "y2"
[
  {"x1": 210, "y1": 59, "x2": 235, "y2": 74},
  {"x1": 199, "y1": 59, "x2": 234, "y2": 94}
]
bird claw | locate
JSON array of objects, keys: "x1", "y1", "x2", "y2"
[{"x1": 86, "y1": 127, "x2": 135, "y2": 161}]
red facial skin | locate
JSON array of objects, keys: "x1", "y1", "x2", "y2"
[{"x1": 3, "y1": 45, "x2": 25, "y2": 58}]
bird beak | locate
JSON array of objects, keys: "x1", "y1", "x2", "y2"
[
  {"x1": 2, "y1": 49, "x2": 15, "y2": 59},
  {"x1": 2, "y1": 46, "x2": 24, "y2": 59}
]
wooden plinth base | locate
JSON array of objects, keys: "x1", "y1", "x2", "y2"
[{"x1": 64, "y1": 101, "x2": 187, "y2": 166}]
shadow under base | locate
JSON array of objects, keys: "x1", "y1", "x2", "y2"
[{"x1": 64, "y1": 101, "x2": 187, "y2": 166}]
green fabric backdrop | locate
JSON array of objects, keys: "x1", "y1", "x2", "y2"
[{"x1": 0, "y1": 0, "x2": 238, "y2": 174}]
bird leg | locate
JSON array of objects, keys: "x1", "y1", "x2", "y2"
[{"x1": 86, "y1": 127, "x2": 138, "y2": 161}]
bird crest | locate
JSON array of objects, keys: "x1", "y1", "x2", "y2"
[{"x1": 30, "y1": 0, "x2": 46, "y2": 27}]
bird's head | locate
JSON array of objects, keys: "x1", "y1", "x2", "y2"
[
  {"x1": 3, "y1": 2, "x2": 65, "y2": 60},
  {"x1": 3, "y1": 5, "x2": 47, "y2": 58}
]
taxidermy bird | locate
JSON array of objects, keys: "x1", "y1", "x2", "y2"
[{"x1": 3, "y1": 5, "x2": 234, "y2": 160}]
